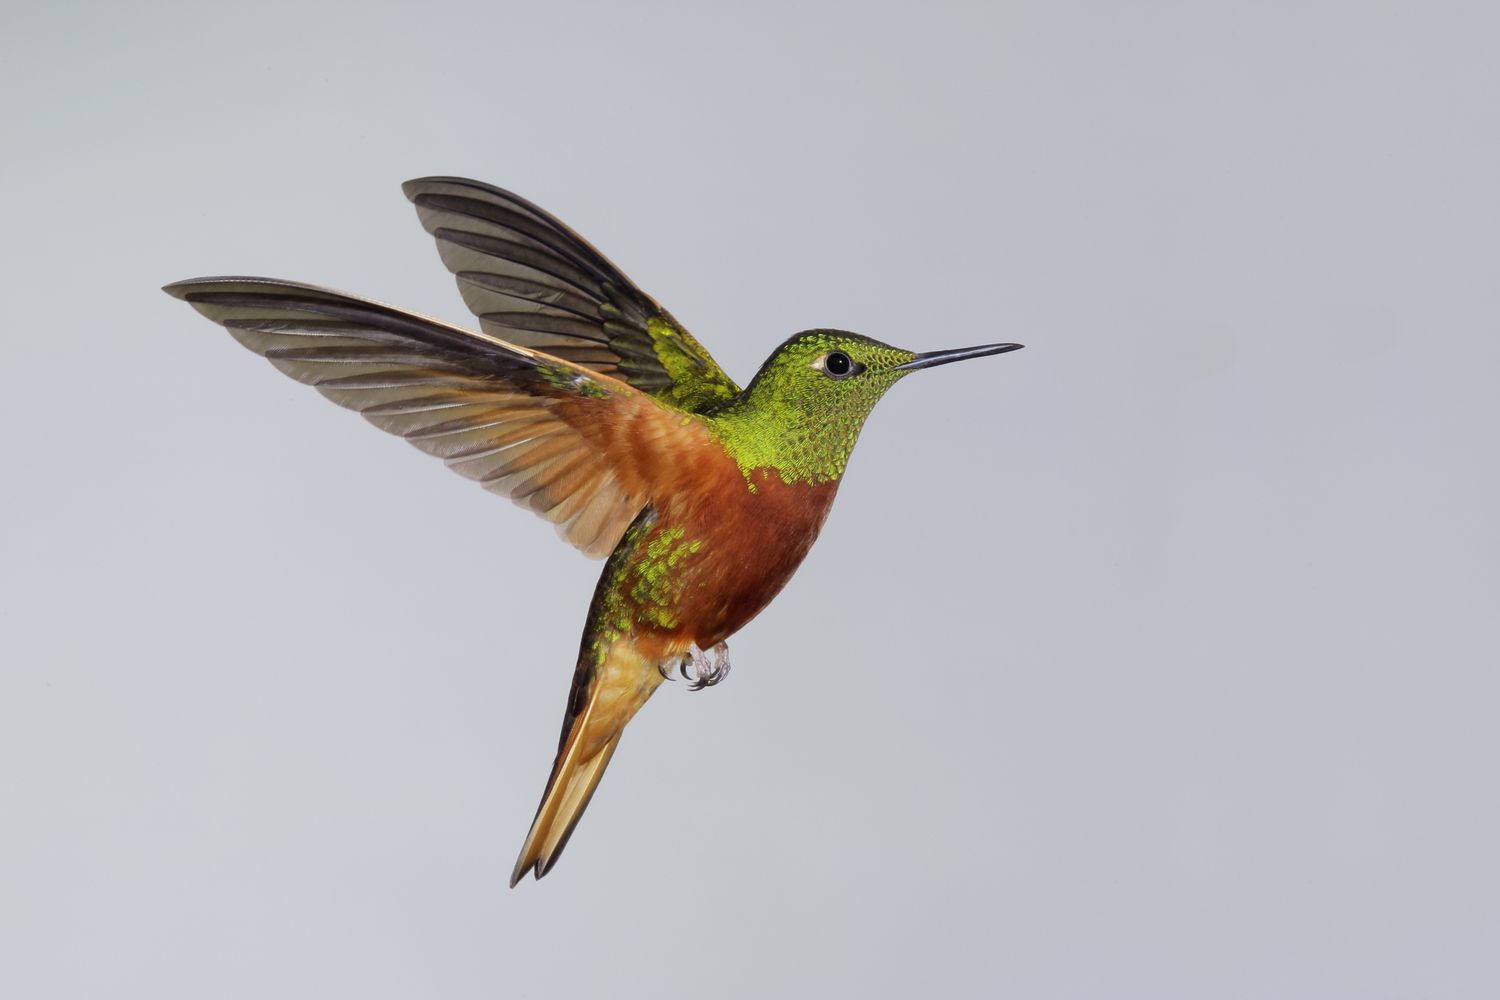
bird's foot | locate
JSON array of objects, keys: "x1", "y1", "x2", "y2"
[{"x1": 675, "y1": 641, "x2": 730, "y2": 691}]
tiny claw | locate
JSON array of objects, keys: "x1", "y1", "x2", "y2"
[
  {"x1": 683, "y1": 641, "x2": 730, "y2": 691},
  {"x1": 684, "y1": 643, "x2": 708, "y2": 691}
]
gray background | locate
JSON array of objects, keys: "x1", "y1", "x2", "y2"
[{"x1": 3, "y1": 1, "x2": 1497, "y2": 997}]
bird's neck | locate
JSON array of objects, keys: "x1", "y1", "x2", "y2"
[{"x1": 705, "y1": 397, "x2": 863, "y2": 488}]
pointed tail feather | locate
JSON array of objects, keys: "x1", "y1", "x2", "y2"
[
  {"x1": 510, "y1": 731, "x2": 623, "y2": 886},
  {"x1": 510, "y1": 638, "x2": 666, "y2": 886}
]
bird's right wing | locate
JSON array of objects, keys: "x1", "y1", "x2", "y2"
[
  {"x1": 164, "y1": 277, "x2": 705, "y2": 558},
  {"x1": 403, "y1": 177, "x2": 742, "y2": 415}
]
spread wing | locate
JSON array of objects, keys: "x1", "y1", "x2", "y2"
[
  {"x1": 164, "y1": 277, "x2": 695, "y2": 558},
  {"x1": 402, "y1": 177, "x2": 741, "y2": 415}
]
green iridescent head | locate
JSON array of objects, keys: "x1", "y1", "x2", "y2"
[{"x1": 710, "y1": 330, "x2": 1023, "y2": 486}]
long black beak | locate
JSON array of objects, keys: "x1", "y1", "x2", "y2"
[{"x1": 891, "y1": 343, "x2": 1024, "y2": 372}]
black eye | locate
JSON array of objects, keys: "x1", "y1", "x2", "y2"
[{"x1": 824, "y1": 351, "x2": 855, "y2": 378}]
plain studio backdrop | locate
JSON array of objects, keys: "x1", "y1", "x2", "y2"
[{"x1": 2, "y1": 2, "x2": 1496, "y2": 997}]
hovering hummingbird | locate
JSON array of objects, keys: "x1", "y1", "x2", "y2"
[{"x1": 165, "y1": 177, "x2": 1022, "y2": 885}]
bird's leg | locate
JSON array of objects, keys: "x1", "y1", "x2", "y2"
[
  {"x1": 708, "y1": 642, "x2": 730, "y2": 685},
  {"x1": 679, "y1": 641, "x2": 730, "y2": 691},
  {"x1": 679, "y1": 644, "x2": 706, "y2": 687}
]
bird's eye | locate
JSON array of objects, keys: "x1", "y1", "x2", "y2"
[{"x1": 823, "y1": 351, "x2": 861, "y2": 379}]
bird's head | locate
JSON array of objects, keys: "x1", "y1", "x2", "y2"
[{"x1": 712, "y1": 331, "x2": 1023, "y2": 485}]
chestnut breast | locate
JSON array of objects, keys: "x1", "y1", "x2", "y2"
[{"x1": 657, "y1": 452, "x2": 841, "y2": 648}]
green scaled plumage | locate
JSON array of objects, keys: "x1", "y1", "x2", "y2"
[{"x1": 709, "y1": 332, "x2": 918, "y2": 488}]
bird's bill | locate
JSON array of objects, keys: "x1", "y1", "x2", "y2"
[{"x1": 891, "y1": 343, "x2": 1024, "y2": 372}]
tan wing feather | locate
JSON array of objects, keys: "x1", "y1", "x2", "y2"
[{"x1": 165, "y1": 277, "x2": 701, "y2": 558}]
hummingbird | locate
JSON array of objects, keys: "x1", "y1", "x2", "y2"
[{"x1": 164, "y1": 177, "x2": 1023, "y2": 886}]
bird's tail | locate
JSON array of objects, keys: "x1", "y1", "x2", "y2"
[{"x1": 510, "y1": 640, "x2": 665, "y2": 886}]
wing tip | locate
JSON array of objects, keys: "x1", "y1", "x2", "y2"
[
  {"x1": 400, "y1": 177, "x2": 429, "y2": 202},
  {"x1": 403, "y1": 175, "x2": 508, "y2": 204},
  {"x1": 163, "y1": 276, "x2": 249, "y2": 302},
  {"x1": 162, "y1": 276, "x2": 297, "y2": 300}
]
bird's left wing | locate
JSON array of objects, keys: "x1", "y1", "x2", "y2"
[
  {"x1": 402, "y1": 177, "x2": 742, "y2": 415},
  {"x1": 165, "y1": 277, "x2": 698, "y2": 558}
]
